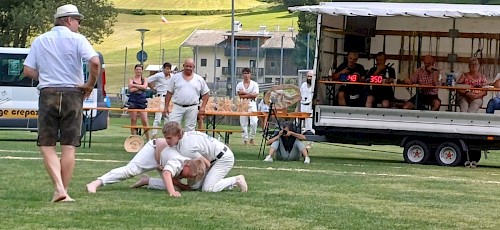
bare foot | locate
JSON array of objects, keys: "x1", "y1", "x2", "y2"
[
  {"x1": 86, "y1": 180, "x2": 102, "y2": 193},
  {"x1": 235, "y1": 175, "x2": 248, "y2": 192},
  {"x1": 51, "y1": 191, "x2": 67, "y2": 202},
  {"x1": 61, "y1": 196, "x2": 75, "y2": 202},
  {"x1": 131, "y1": 175, "x2": 150, "y2": 188}
]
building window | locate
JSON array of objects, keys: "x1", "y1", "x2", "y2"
[
  {"x1": 270, "y1": 61, "x2": 275, "y2": 69},
  {"x1": 201, "y1": 58, "x2": 207, "y2": 67},
  {"x1": 250, "y1": 60, "x2": 256, "y2": 68},
  {"x1": 215, "y1": 59, "x2": 221, "y2": 67}
]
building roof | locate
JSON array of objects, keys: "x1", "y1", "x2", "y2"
[
  {"x1": 181, "y1": 29, "x2": 296, "y2": 49},
  {"x1": 261, "y1": 31, "x2": 296, "y2": 49},
  {"x1": 181, "y1": 30, "x2": 227, "y2": 47}
]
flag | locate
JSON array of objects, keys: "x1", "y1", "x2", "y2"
[{"x1": 161, "y1": 16, "x2": 168, "y2": 23}]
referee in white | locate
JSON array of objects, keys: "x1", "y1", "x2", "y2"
[{"x1": 163, "y1": 58, "x2": 209, "y2": 131}]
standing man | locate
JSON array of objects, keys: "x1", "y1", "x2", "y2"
[
  {"x1": 23, "y1": 4, "x2": 100, "y2": 202},
  {"x1": 148, "y1": 62, "x2": 172, "y2": 138},
  {"x1": 163, "y1": 58, "x2": 210, "y2": 131},
  {"x1": 236, "y1": 68, "x2": 259, "y2": 145},
  {"x1": 300, "y1": 70, "x2": 314, "y2": 134},
  {"x1": 402, "y1": 55, "x2": 441, "y2": 111}
]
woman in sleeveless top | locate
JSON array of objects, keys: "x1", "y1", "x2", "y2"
[{"x1": 128, "y1": 64, "x2": 150, "y2": 139}]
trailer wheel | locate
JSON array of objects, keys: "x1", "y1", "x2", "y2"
[
  {"x1": 435, "y1": 142, "x2": 462, "y2": 166},
  {"x1": 403, "y1": 140, "x2": 430, "y2": 164}
]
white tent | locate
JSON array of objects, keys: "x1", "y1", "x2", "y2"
[{"x1": 289, "y1": 2, "x2": 500, "y2": 18}]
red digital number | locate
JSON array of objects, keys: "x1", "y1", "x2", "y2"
[
  {"x1": 370, "y1": 75, "x2": 383, "y2": 84},
  {"x1": 348, "y1": 74, "x2": 357, "y2": 82}
]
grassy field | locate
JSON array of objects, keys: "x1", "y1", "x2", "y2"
[
  {"x1": 93, "y1": 5, "x2": 297, "y2": 94},
  {"x1": 2, "y1": 117, "x2": 500, "y2": 229},
  {"x1": 111, "y1": 0, "x2": 271, "y2": 10}
]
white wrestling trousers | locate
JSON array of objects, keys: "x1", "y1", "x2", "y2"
[
  {"x1": 300, "y1": 103, "x2": 313, "y2": 132},
  {"x1": 148, "y1": 147, "x2": 238, "y2": 192},
  {"x1": 151, "y1": 96, "x2": 167, "y2": 137},
  {"x1": 240, "y1": 101, "x2": 258, "y2": 141},
  {"x1": 98, "y1": 140, "x2": 159, "y2": 185},
  {"x1": 169, "y1": 104, "x2": 199, "y2": 131}
]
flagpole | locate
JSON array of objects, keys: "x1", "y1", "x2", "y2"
[{"x1": 159, "y1": 11, "x2": 163, "y2": 67}]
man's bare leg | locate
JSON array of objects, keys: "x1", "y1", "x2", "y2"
[
  {"x1": 60, "y1": 145, "x2": 76, "y2": 201},
  {"x1": 41, "y1": 146, "x2": 67, "y2": 202}
]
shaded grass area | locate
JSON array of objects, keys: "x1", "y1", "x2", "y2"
[{"x1": 2, "y1": 117, "x2": 500, "y2": 229}]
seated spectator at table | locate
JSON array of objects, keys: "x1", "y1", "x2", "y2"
[
  {"x1": 366, "y1": 52, "x2": 396, "y2": 108},
  {"x1": 402, "y1": 55, "x2": 441, "y2": 111},
  {"x1": 486, "y1": 74, "x2": 500, "y2": 114},
  {"x1": 263, "y1": 121, "x2": 310, "y2": 164},
  {"x1": 331, "y1": 51, "x2": 366, "y2": 107},
  {"x1": 456, "y1": 57, "x2": 487, "y2": 113}
]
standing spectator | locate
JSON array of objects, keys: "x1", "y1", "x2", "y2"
[
  {"x1": 148, "y1": 62, "x2": 172, "y2": 138},
  {"x1": 456, "y1": 57, "x2": 487, "y2": 113},
  {"x1": 23, "y1": 4, "x2": 100, "y2": 202},
  {"x1": 366, "y1": 52, "x2": 396, "y2": 108},
  {"x1": 163, "y1": 58, "x2": 210, "y2": 131},
  {"x1": 331, "y1": 51, "x2": 366, "y2": 106},
  {"x1": 300, "y1": 70, "x2": 314, "y2": 133},
  {"x1": 402, "y1": 55, "x2": 441, "y2": 111},
  {"x1": 128, "y1": 64, "x2": 150, "y2": 140},
  {"x1": 236, "y1": 68, "x2": 259, "y2": 145}
]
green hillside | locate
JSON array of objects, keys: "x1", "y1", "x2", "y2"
[
  {"x1": 111, "y1": 0, "x2": 272, "y2": 10},
  {"x1": 94, "y1": 7, "x2": 298, "y2": 94}
]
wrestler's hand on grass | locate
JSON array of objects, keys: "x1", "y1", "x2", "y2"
[{"x1": 169, "y1": 191, "x2": 181, "y2": 197}]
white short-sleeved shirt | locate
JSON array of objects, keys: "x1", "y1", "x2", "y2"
[
  {"x1": 236, "y1": 80, "x2": 259, "y2": 101},
  {"x1": 160, "y1": 147, "x2": 190, "y2": 177},
  {"x1": 300, "y1": 82, "x2": 313, "y2": 104},
  {"x1": 177, "y1": 131, "x2": 225, "y2": 162},
  {"x1": 166, "y1": 73, "x2": 210, "y2": 105},
  {"x1": 147, "y1": 71, "x2": 171, "y2": 95},
  {"x1": 24, "y1": 26, "x2": 98, "y2": 89}
]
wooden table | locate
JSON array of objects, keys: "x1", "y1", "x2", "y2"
[
  {"x1": 319, "y1": 80, "x2": 500, "y2": 111},
  {"x1": 82, "y1": 107, "x2": 162, "y2": 148}
]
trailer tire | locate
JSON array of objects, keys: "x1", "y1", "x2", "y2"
[
  {"x1": 435, "y1": 142, "x2": 462, "y2": 166},
  {"x1": 403, "y1": 140, "x2": 430, "y2": 164}
]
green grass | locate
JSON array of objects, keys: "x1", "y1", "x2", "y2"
[
  {"x1": 111, "y1": 0, "x2": 272, "y2": 10},
  {"x1": 2, "y1": 117, "x2": 500, "y2": 229},
  {"x1": 93, "y1": 7, "x2": 297, "y2": 94}
]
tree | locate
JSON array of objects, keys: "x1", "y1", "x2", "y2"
[
  {"x1": 0, "y1": 0, "x2": 117, "y2": 47},
  {"x1": 286, "y1": 0, "x2": 320, "y2": 69}
]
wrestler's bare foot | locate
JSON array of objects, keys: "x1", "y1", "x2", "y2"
[
  {"x1": 86, "y1": 180, "x2": 102, "y2": 193},
  {"x1": 51, "y1": 191, "x2": 67, "y2": 202},
  {"x1": 131, "y1": 175, "x2": 150, "y2": 188}
]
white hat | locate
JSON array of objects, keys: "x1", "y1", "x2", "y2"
[{"x1": 54, "y1": 4, "x2": 84, "y2": 19}]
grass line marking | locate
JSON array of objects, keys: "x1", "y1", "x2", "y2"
[{"x1": 3, "y1": 156, "x2": 500, "y2": 185}]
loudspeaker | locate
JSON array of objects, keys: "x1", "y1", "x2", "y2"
[{"x1": 344, "y1": 35, "x2": 370, "y2": 54}]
